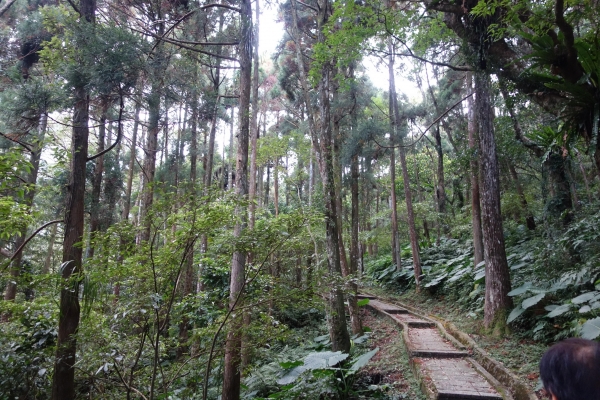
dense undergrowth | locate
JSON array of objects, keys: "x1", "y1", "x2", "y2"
[{"x1": 364, "y1": 206, "x2": 600, "y2": 343}]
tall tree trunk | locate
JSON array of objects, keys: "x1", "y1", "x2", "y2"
[
  {"x1": 290, "y1": 0, "x2": 349, "y2": 351},
  {"x1": 221, "y1": 0, "x2": 251, "y2": 397},
  {"x1": 248, "y1": 0, "x2": 260, "y2": 229},
  {"x1": 467, "y1": 72, "x2": 484, "y2": 268},
  {"x1": 475, "y1": 70, "x2": 512, "y2": 334},
  {"x1": 52, "y1": 3, "x2": 95, "y2": 397},
  {"x1": 139, "y1": 18, "x2": 165, "y2": 242},
  {"x1": 332, "y1": 99, "x2": 361, "y2": 336},
  {"x1": 122, "y1": 99, "x2": 140, "y2": 220},
  {"x1": 389, "y1": 42, "x2": 421, "y2": 285},
  {"x1": 178, "y1": 87, "x2": 199, "y2": 359},
  {"x1": 387, "y1": 41, "x2": 402, "y2": 270},
  {"x1": 433, "y1": 126, "x2": 446, "y2": 216},
  {"x1": 43, "y1": 217, "x2": 58, "y2": 274},
  {"x1": 87, "y1": 105, "x2": 108, "y2": 259},
  {"x1": 140, "y1": 86, "x2": 161, "y2": 241},
  {"x1": 274, "y1": 157, "x2": 279, "y2": 216},
  {"x1": 349, "y1": 153, "x2": 363, "y2": 335}
]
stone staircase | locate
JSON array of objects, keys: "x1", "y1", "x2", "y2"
[{"x1": 359, "y1": 294, "x2": 536, "y2": 400}]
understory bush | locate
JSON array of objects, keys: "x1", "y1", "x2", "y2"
[{"x1": 365, "y1": 207, "x2": 600, "y2": 342}]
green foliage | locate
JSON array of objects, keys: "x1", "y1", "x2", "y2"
[
  {"x1": 39, "y1": 5, "x2": 143, "y2": 97},
  {"x1": 0, "y1": 149, "x2": 35, "y2": 242},
  {"x1": 0, "y1": 301, "x2": 57, "y2": 399},
  {"x1": 244, "y1": 325, "x2": 379, "y2": 400}
]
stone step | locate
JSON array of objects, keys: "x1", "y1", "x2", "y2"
[
  {"x1": 357, "y1": 294, "x2": 377, "y2": 300},
  {"x1": 390, "y1": 313, "x2": 436, "y2": 328},
  {"x1": 407, "y1": 327, "x2": 466, "y2": 359},
  {"x1": 414, "y1": 358, "x2": 503, "y2": 400},
  {"x1": 366, "y1": 299, "x2": 409, "y2": 314}
]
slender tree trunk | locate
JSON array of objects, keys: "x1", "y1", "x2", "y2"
[
  {"x1": 43, "y1": 217, "x2": 59, "y2": 274},
  {"x1": 178, "y1": 87, "x2": 199, "y2": 359},
  {"x1": 349, "y1": 153, "x2": 363, "y2": 335},
  {"x1": 204, "y1": 15, "x2": 224, "y2": 190},
  {"x1": 333, "y1": 99, "x2": 361, "y2": 336},
  {"x1": 249, "y1": 0, "x2": 260, "y2": 229},
  {"x1": 467, "y1": 72, "x2": 484, "y2": 268},
  {"x1": 3, "y1": 111, "x2": 46, "y2": 305},
  {"x1": 52, "y1": 4, "x2": 95, "y2": 397},
  {"x1": 122, "y1": 99, "x2": 140, "y2": 220},
  {"x1": 290, "y1": 0, "x2": 349, "y2": 351},
  {"x1": 274, "y1": 157, "x2": 279, "y2": 216},
  {"x1": 433, "y1": 126, "x2": 446, "y2": 216},
  {"x1": 140, "y1": 85, "x2": 161, "y2": 241},
  {"x1": 389, "y1": 42, "x2": 421, "y2": 285},
  {"x1": 475, "y1": 70, "x2": 512, "y2": 333},
  {"x1": 221, "y1": 0, "x2": 251, "y2": 396},
  {"x1": 387, "y1": 41, "x2": 402, "y2": 270},
  {"x1": 414, "y1": 153, "x2": 430, "y2": 243},
  {"x1": 139, "y1": 18, "x2": 165, "y2": 242},
  {"x1": 87, "y1": 105, "x2": 108, "y2": 259}
]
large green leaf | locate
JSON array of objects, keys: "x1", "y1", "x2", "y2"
[
  {"x1": 581, "y1": 317, "x2": 600, "y2": 340},
  {"x1": 547, "y1": 304, "x2": 571, "y2": 318},
  {"x1": 303, "y1": 351, "x2": 349, "y2": 369},
  {"x1": 357, "y1": 298, "x2": 370, "y2": 307},
  {"x1": 348, "y1": 348, "x2": 379, "y2": 373},
  {"x1": 507, "y1": 305, "x2": 526, "y2": 323},
  {"x1": 276, "y1": 351, "x2": 350, "y2": 385},
  {"x1": 572, "y1": 291, "x2": 599, "y2": 304},
  {"x1": 508, "y1": 283, "x2": 532, "y2": 297},
  {"x1": 522, "y1": 293, "x2": 545, "y2": 309},
  {"x1": 277, "y1": 366, "x2": 307, "y2": 385}
]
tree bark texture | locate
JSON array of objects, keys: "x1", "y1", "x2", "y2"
[
  {"x1": 248, "y1": 0, "x2": 260, "y2": 230},
  {"x1": 387, "y1": 45, "x2": 402, "y2": 270},
  {"x1": 467, "y1": 72, "x2": 484, "y2": 268},
  {"x1": 87, "y1": 106, "x2": 107, "y2": 259},
  {"x1": 52, "y1": 46, "x2": 91, "y2": 400},
  {"x1": 474, "y1": 70, "x2": 513, "y2": 332},
  {"x1": 221, "y1": 0, "x2": 251, "y2": 397},
  {"x1": 52, "y1": 2, "x2": 96, "y2": 397},
  {"x1": 389, "y1": 46, "x2": 421, "y2": 285},
  {"x1": 122, "y1": 99, "x2": 140, "y2": 221}
]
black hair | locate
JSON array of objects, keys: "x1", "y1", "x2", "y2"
[{"x1": 540, "y1": 338, "x2": 600, "y2": 400}]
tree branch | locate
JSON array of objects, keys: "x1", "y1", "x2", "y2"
[
  {"x1": 130, "y1": 27, "x2": 239, "y2": 62},
  {"x1": 0, "y1": 0, "x2": 18, "y2": 18},
  {"x1": 2, "y1": 219, "x2": 64, "y2": 267},
  {"x1": 87, "y1": 94, "x2": 124, "y2": 162},
  {"x1": 371, "y1": 92, "x2": 473, "y2": 149},
  {"x1": 0, "y1": 132, "x2": 33, "y2": 153}
]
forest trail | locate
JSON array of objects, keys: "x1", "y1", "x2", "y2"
[{"x1": 360, "y1": 294, "x2": 538, "y2": 400}]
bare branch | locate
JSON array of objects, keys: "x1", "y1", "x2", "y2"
[
  {"x1": 0, "y1": 0, "x2": 18, "y2": 18},
  {"x1": 130, "y1": 27, "x2": 239, "y2": 62},
  {"x1": 87, "y1": 94, "x2": 124, "y2": 161},
  {"x1": 0, "y1": 132, "x2": 34, "y2": 153},
  {"x1": 371, "y1": 92, "x2": 473, "y2": 149},
  {"x1": 2, "y1": 219, "x2": 64, "y2": 268}
]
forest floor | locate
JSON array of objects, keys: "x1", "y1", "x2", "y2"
[
  {"x1": 364, "y1": 286, "x2": 547, "y2": 398},
  {"x1": 355, "y1": 308, "x2": 426, "y2": 399}
]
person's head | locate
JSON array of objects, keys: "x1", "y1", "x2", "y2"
[{"x1": 540, "y1": 338, "x2": 600, "y2": 400}]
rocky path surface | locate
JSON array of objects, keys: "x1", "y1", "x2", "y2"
[{"x1": 360, "y1": 294, "x2": 537, "y2": 400}]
